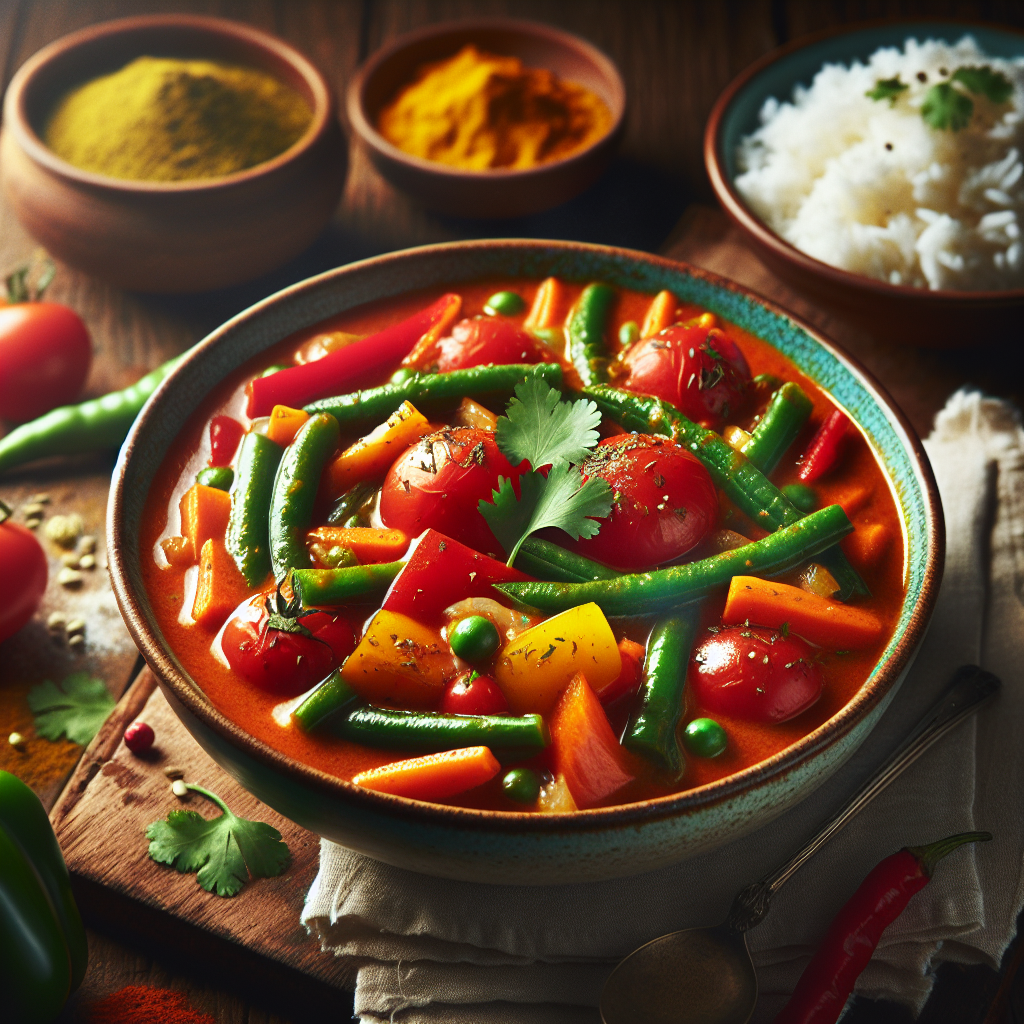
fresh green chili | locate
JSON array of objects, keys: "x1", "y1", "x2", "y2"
[
  {"x1": 568, "y1": 283, "x2": 616, "y2": 385},
  {"x1": 226, "y1": 431, "x2": 283, "y2": 587}
]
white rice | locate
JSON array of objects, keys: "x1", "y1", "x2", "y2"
[{"x1": 734, "y1": 36, "x2": 1024, "y2": 291}]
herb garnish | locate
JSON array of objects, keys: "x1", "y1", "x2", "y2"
[
  {"x1": 27, "y1": 673, "x2": 116, "y2": 745},
  {"x1": 479, "y1": 378, "x2": 613, "y2": 565},
  {"x1": 865, "y1": 77, "x2": 908, "y2": 105},
  {"x1": 146, "y1": 783, "x2": 290, "y2": 897}
]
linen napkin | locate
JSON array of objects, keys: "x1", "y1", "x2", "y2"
[{"x1": 303, "y1": 389, "x2": 1024, "y2": 1024}]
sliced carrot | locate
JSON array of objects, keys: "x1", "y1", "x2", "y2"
[
  {"x1": 640, "y1": 290, "x2": 678, "y2": 338},
  {"x1": 843, "y1": 522, "x2": 891, "y2": 568},
  {"x1": 307, "y1": 526, "x2": 409, "y2": 563},
  {"x1": 160, "y1": 535, "x2": 192, "y2": 568},
  {"x1": 550, "y1": 673, "x2": 634, "y2": 809},
  {"x1": 523, "y1": 276, "x2": 566, "y2": 331},
  {"x1": 325, "y1": 401, "x2": 432, "y2": 496},
  {"x1": 353, "y1": 746, "x2": 500, "y2": 801},
  {"x1": 400, "y1": 293, "x2": 463, "y2": 369},
  {"x1": 267, "y1": 405, "x2": 310, "y2": 447},
  {"x1": 191, "y1": 537, "x2": 250, "y2": 629},
  {"x1": 452, "y1": 397, "x2": 499, "y2": 431},
  {"x1": 723, "y1": 575, "x2": 884, "y2": 650},
  {"x1": 179, "y1": 482, "x2": 231, "y2": 562}
]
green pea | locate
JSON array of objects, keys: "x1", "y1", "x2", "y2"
[
  {"x1": 259, "y1": 363, "x2": 289, "y2": 378},
  {"x1": 782, "y1": 483, "x2": 818, "y2": 514},
  {"x1": 618, "y1": 320, "x2": 640, "y2": 347},
  {"x1": 532, "y1": 327, "x2": 562, "y2": 348},
  {"x1": 449, "y1": 615, "x2": 501, "y2": 663},
  {"x1": 484, "y1": 291, "x2": 526, "y2": 316},
  {"x1": 502, "y1": 767, "x2": 540, "y2": 804},
  {"x1": 321, "y1": 545, "x2": 358, "y2": 568},
  {"x1": 683, "y1": 718, "x2": 727, "y2": 758},
  {"x1": 389, "y1": 368, "x2": 415, "y2": 385},
  {"x1": 342, "y1": 514, "x2": 366, "y2": 529},
  {"x1": 197, "y1": 466, "x2": 234, "y2": 491}
]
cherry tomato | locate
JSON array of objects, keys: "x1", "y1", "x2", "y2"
[
  {"x1": 0, "y1": 302, "x2": 91, "y2": 423},
  {"x1": 0, "y1": 504, "x2": 47, "y2": 645},
  {"x1": 435, "y1": 318, "x2": 548, "y2": 373},
  {"x1": 440, "y1": 670, "x2": 509, "y2": 715},
  {"x1": 380, "y1": 427, "x2": 525, "y2": 555},
  {"x1": 221, "y1": 592, "x2": 358, "y2": 697},
  {"x1": 690, "y1": 625, "x2": 823, "y2": 724},
  {"x1": 621, "y1": 323, "x2": 750, "y2": 425},
  {"x1": 569, "y1": 434, "x2": 718, "y2": 571}
]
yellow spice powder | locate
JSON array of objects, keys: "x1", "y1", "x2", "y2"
[
  {"x1": 44, "y1": 56, "x2": 312, "y2": 182},
  {"x1": 377, "y1": 44, "x2": 613, "y2": 171}
]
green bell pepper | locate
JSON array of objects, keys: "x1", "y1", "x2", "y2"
[{"x1": 0, "y1": 770, "x2": 88, "y2": 1024}]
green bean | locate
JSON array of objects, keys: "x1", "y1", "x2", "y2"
[
  {"x1": 624, "y1": 609, "x2": 700, "y2": 778},
  {"x1": 743, "y1": 382, "x2": 813, "y2": 475},
  {"x1": 325, "y1": 705, "x2": 549, "y2": 756},
  {"x1": 495, "y1": 503, "x2": 853, "y2": 616},
  {"x1": 327, "y1": 479, "x2": 379, "y2": 525},
  {"x1": 305, "y1": 363, "x2": 562, "y2": 428},
  {"x1": 269, "y1": 413, "x2": 340, "y2": 580},
  {"x1": 0, "y1": 353, "x2": 185, "y2": 475},
  {"x1": 512, "y1": 537, "x2": 619, "y2": 583},
  {"x1": 292, "y1": 560, "x2": 404, "y2": 607},
  {"x1": 585, "y1": 385, "x2": 868, "y2": 599},
  {"x1": 227, "y1": 432, "x2": 283, "y2": 587},
  {"x1": 568, "y1": 283, "x2": 615, "y2": 385},
  {"x1": 292, "y1": 670, "x2": 363, "y2": 732}
]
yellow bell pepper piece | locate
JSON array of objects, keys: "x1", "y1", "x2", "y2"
[
  {"x1": 493, "y1": 602, "x2": 621, "y2": 715},
  {"x1": 340, "y1": 609, "x2": 455, "y2": 709}
]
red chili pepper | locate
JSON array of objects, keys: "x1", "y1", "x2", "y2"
[
  {"x1": 774, "y1": 830, "x2": 991, "y2": 1024},
  {"x1": 797, "y1": 409, "x2": 849, "y2": 483},
  {"x1": 245, "y1": 293, "x2": 461, "y2": 418},
  {"x1": 208, "y1": 415, "x2": 244, "y2": 467}
]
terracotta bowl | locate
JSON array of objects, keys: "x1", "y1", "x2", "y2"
[
  {"x1": 0, "y1": 15, "x2": 347, "y2": 293},
  {"x1": 346, "y1": 18, "x2": 626, "y2": 218},
  {"x1": 107, "y1": 240, "x2": 942, "y2": 885},
  {"x1": 705, "y1": 20, "x2": 1024, "y2": 348}
]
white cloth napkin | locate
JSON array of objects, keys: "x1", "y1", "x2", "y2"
[{"x1": 303, "y1": 389, "x2": 1024, "y2": 1024}]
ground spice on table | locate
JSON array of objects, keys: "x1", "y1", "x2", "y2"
[{"x1": 86, "y1": 985, "x2": 215, "y2": 1024}]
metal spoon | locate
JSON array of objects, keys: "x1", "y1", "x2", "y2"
[{"x1": 600, "y1": 664, "x2": 1000, "y2": 1024}]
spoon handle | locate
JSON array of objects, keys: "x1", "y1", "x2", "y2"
[{"x1": 727, "y1": 664, "x2": 999, "y2": 932}]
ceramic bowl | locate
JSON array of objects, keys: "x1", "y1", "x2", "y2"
[
  {"x1": 107, "y1": 240, "x2": 942, "y2": 885},
  {"x1": 705, "y1": 20, "x2": 1024, "y2": 348},
  {"x1": 0, "y1": 15, "x2": 347, "y2": 293},
  {"x1": 346, "y1": 18, "x2": 626, "y2": 218}
]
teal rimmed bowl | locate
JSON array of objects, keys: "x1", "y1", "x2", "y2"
[
  {"x1": 107, "y1": 240, "x2": 943, "y2": 885},
  {"x1": 705, "y1": 20, "x2": 1024, "y2": 348}
]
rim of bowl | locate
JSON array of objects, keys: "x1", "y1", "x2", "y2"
[
  {"x1": 108, "y1": 238, "x2": 944, "y2": 834},
  {"x1": 4, "y1": 13, "x2": 336, "y2": 194},
  {"x1": 704, "y1": 17, "x2": 1024, "y2": 306},
  {"x1": 346, "y1": 17, "x2": 627, "y2": 183}
]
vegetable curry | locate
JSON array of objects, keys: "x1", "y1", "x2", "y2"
[{"x1": 142, "y1": 277, "x2": 905, "y2": 813}]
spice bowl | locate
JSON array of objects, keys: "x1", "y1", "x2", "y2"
[
  {"x1": 704, "y1": 20, "x2": 1024, "y2": 348},
  {"x1": 347, "y1": 18, "x2": 626, "y2": 218},
  {"x1": 0, "y1": 15, "x2": 347, "y2": 293}
]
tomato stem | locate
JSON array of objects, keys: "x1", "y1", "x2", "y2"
[{"x1": 0, "y1": 499, "x2": 11, "y2": 525}]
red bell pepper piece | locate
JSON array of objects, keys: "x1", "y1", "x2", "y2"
[
  {"x1": 381, "y1": 529, "x2": 532, "y2": 628},
  {"x1": 550, "y1": 673, "x2": 634, "y2": 809},
  {"x1": 246, "y1": 293, "x2": 462, "y2": 418},
  {"x1": 208, "y1": 415, "x2": 244, "y2": 467},
  {"x1": 797, "y1": 409, "x2": 849, "y2": 483}
]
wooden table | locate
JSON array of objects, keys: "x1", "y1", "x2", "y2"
[{"x1": 1, "y1": 2, "x2": 1021, "y2": 1022}]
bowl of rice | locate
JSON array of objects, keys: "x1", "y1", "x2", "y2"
[{"x1": 705, "y1": 21, "x2": 1024, "y2": 347}]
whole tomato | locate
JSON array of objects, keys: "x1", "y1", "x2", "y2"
[
  {"x1": 568, "y1": 434, "x2": 718, "y2": 571},
  {"x1": 440, "y1": 670, "x2": 509, "y2": 715},
  {"x1": 0, "y1": 500, "x2": 48, "y2": 644},
  {"x1": 380, "y1": 427, "x2": 526, "y2": 556},
  {"x1": 435, "y1": 318, "x2": 548, "y2": 373},
  {"x1": 0, "y1": 303, "x2": 91, "y2": 423},
  {"x1": 690, "y1": 625, "x2": 823, "y2": 723},
  {"x1": 221, "y1": 590, "x2": 358, "y2": 697},
  {"x1": 621, "y1": 323, "x2": 750, "y2": 426}
]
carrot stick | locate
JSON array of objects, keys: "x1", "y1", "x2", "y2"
[
  {"x1": 307, "y1": 526, "x2": 409, "y2": 563},
  {"x1": 267, "y1": 405, "x2": 310, "y2": 447},
  {"x1": 179, "y1": 482, "x2": 231, "y2": 561},
  {"x1": 523, "y1": 277, "x2": 566, "y2": 330},
  {"x1": 192, "y1": 538, "x2": 249, "y2": 628},
  {"x1": 723, "y1": 575, "x2": 884, "y2": 650},
  {"x1": 640, "y1": 290, "x2": 678, "y2": 338},
  {"x1": 353, "y1": 746, "x2": 501, "y2": 800}
]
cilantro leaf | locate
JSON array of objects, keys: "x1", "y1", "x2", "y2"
[
  {"x1": 952, "y1": 65, "x2": 1013, "y2": 104},
  {"x1": 495, "y1": 376, "x2": 602, "y2": 469},
  {"x1": 27, "y1": 673, "x2": 115, "y2": 745},
  {"x1": 146, "y1": 784, "x2": 289, "y2": 897},
  {"x1": 479, "y1": 466, "x2": 613, "y2": 565},
  {"x1": 866, "y1": 76, "x2": 908, "y2": 105},
  {"x1": 922, "y1": 82, "x2": 974, "y2": 131}
]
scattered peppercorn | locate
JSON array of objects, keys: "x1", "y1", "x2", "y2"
[
  {"x1": 124, "y1": 721, "x2": 155, "y2": 754},
  {"x1": 57, "y1": 567, "x2": 84, "y2": 588}
]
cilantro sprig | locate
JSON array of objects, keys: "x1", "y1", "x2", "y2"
[
  {"x1": 28, "y1": 673, "x2": 116, "y2": 745},
  {"x1": 865, "y1": 76, "x2": 908, "y2": 105},
  {"x1": 147, "y1": 783, "x2": 290, "y2": 897},
  {"x1": 479, "y1": 379, "x2": 613, "y2": 566}
]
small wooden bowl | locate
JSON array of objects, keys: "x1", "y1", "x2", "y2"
[
  {"x1": 0, "y1": 15, "x2": 347, "y2": 293},
  {"x1": 346, "y1": 18, "x2": 626, "y2": 218},
  {"x1": 704, "y1": 20, "x2": 1024, "y2": 348}
]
